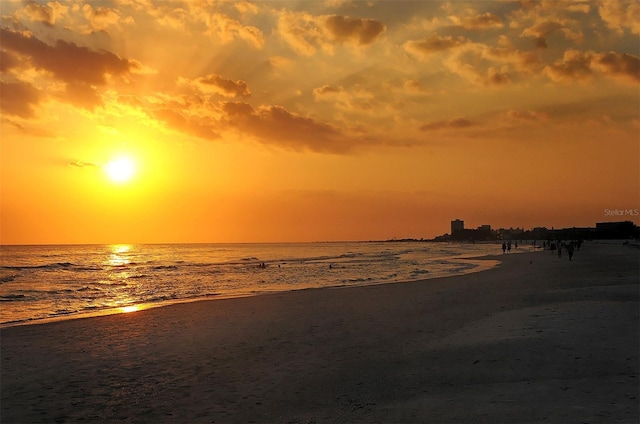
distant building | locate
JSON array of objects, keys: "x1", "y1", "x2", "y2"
[
  {"x1": 596, "y1": 221, "x2": 636, "y2": 239},
  {"x1": 451, "y1": 219, "x2": 464, "y2": 236}
]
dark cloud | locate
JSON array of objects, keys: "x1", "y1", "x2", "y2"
[
  {"x1": 323, "y1": 15, "x2": 386, "y2": 45},
  {"x1": 222, "y1": 102, "x2": 351, "y2": 153},
  {"x1": 312, "y1": 84, "x2": 344, "y2": 98},
  {"x1": 544, "y1": 49, "x2": 593, "y2": 81},
  {"x1": 592, "y1": 51, "x2": 640, "y2": 83},
  {"x1": 0, "y1": 27, "x2": 141, "y2": 111},
  {"x1": 534, "y1": 36, "x2": 548, "y2": 48},
  {"x1": 193, "y1": 74, "x2": 251, "y2": 97},
  {"x1": 545, "y1": 49, "x2": 640, "y2": 84},
  {"x1": 64, "y1": 82, "x2": 103, "y2": 110},
  {"x1": 0, "y1": 49, "x2": 20, "y2": 72},
  {"x1": 0, "y1": 81, "x2": 41, "y2": 118},
  {"x1": 521, "y1": 20, "x2": 583, "y2": 46},
  {"x1": 153, "y1": 107, "x2": 221, "y2": 140},
  {"x1": 487, "y1": 67, "x2": 511, "y2": 85},
  {"x1": 0, "y1": 28, "x2": 139, "y2": 86},
  {"x1": 404, "y1": 35, "x2": 467, "y2": 56}
]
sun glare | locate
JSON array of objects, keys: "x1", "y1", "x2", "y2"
[
  {"x1": 105, "y1": 157, "x2": 135, "y2": 183},
  {"x1": 120, "y1": 305, "x2": 140, "y2": 313}
]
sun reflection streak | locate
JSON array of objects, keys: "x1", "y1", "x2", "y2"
[
  {"x1": 107, "y1": 244, "x2": 133, "y2": 267},
  {"x1": 119, "y1": 305, "x2": 139, "y2": 313}
]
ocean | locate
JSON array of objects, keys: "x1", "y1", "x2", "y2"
[{"x1": 0, "y1": 241, "x2": 520, "y2": 326}]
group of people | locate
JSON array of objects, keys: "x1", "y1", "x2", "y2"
[
  {"x1": 544, "y1": 239, "x2": 583, "y2": 261},
  {"x1": 501, "y1": 241, "x2": 517, "y2": 254}
]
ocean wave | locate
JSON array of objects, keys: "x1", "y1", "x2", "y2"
[
  {"x1": 0, "y1": 274, "x2": 17, "y2": 283},
  {"x1": 1, "y1": 262, "x2": 75, "y2": 270},
  {"x1": 76, "y1": 286, "x2": 102, "y2": 292},
  {"x1": 0, "y1": 241, "x2": 504, "y2": 326},
  {"x1": 0, "y1": 294, "x2": 27, "y2": 301},
  {"x1": 343, "y1": 277, "x2": 374, "y2": 284}
]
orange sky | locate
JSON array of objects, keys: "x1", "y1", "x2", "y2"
[{"x1": 1, "y1": 0, "x2": 639, "y2": 244}]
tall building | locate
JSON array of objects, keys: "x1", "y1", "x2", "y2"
[{"x1": 451, "y1": 219, "x2": 464, "y2": 236}]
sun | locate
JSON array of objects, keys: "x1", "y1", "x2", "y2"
[{"x1": 105, "y1": 157, "x2": 135, "y2": 183}]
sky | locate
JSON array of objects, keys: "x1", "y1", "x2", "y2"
[{"x1": 1, "y1": 0, "x2": 639, "y2": 244}]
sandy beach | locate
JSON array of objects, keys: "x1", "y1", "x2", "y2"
[{"x1": 2, "y1": 242, "x2": 638, "y2": 423}]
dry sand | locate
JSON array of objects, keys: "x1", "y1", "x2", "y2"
[{"x1": 1, "y1": 242, "x2": 638, "y2": 423}]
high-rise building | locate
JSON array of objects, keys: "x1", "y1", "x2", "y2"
[{"x1": 451, "y1": 219, "x2": 464, "y2": 235}]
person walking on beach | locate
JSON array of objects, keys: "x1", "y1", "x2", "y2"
[
  {"x1": 502, "y1": 242, "x2": 507, "y2": 254},
  {"x1": 507, "y1": 241, "x2": 512, "y2": 253},
  {"x1": 567, "y1": 243, "x2": 574, "y2": 261}
]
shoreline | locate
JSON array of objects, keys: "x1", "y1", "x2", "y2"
[
  {"x1": 2, "y1": 243, "x2": 638, "y2": 423},
  {"x1": 0, "y1": 250, "x2": 507, "y2": 329}
]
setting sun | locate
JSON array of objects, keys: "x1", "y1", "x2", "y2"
[
  {"x1": 0, "y1": 0, "x2": 638, "y2": 245},
  {"x1": 104, "y1": 157, "x2": 135, "y2": 183}
]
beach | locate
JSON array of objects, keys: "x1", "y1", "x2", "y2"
[{"x1": 1, "y1": 242, "x2": 638, "y2": 423}]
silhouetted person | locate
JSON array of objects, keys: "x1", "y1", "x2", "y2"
[
  {"x1": 567, "y1": 244, "x2": 574, "y2": 261},
  {"x1": 507, "y1": 241, "x2": 512, "y2": 253},
  {"x1": 502, "y1": 242, "x2": 506, "y2": 254}
]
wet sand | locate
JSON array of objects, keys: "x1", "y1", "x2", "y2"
[{"x1": 2, "y1": 242, "x2": 638, "y2": 423}]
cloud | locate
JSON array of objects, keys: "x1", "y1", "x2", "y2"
[
  {"x1": 405, "y1": 30, "x2": 543, "y2": 86},
  {"x1": 69, "y1": 160, "x2": 98, "y2": 168},
  {"x1": 312, "y1": 84, "x2": 378, "y2": 114},
  {"x1": 449, "y1": 12, "x2": 504, "y2": 30},
  {"x1": 142, "y1": 95, "x2": 357, "y2": 153},
  {"x1": 403, "y1": 79, "x2": 429, "y2": 94},
  {"x1": 152, "y1": 106, "x2": 221, "y2": 141},
  {"x1": 221, "y1": 102, "x2": 351, "y2": 153},
  {"x1": 403, "y1": 35, "x2": 468, "y2": 57},
  {"x1": 420, "y1": 117, "x2": 477, "y2": 131},
  {"x1": 481, "y1": 47, "x2": 541, "y2": 72},
  {"x1": 0, "y1": 28, "x2": 142, "y2": 110},
  {"x1": 312, "y1": 84, "x2": 345, "y2": 99},
  {"x1": 441, "y1": 43, "x2": 540, "y2": 86},
  {"x1": 544, "y1": 49, "x2": 593, "y2": 81},
  {"x1": 0, "y1": 81, "x2": 41, "y2": 118},
  {"x1": 0, "y1": 28, "x2": 139, "y2": 86},
  {"x1": 234, "y1": 1, "x2": 259, "y2": 16},
  {"x1": 598, "y1": 0, "x2": 640, "y2": 35},
  {"x1": 0, "y1": 49, "x2": 20, "y2": 72},
  {"x1": 277, "y1": 11, "x2": 319, "y2": 56},
  {"x1": 545, "y1": 49, "x2": 640, "y2": 84},
  {"x1": 277, "y1": 11, "x2": 386, "y2": 56},
  {"x1": 323, "y1": 15, "x2": 386, "y2": 45},
  {"x1": 591, "y1": 51, "x2": 640, "y2": 83},
  {"x1": 203, "y1": 13, "x2": 264, "y2": 49},
  {"x1": 81, "y1": 4, "x2": 129, "y2": 32},
  {"x1": 18, "y1": 0, "x2": 68, "y2": 27},
  {"x1": 521, "y1": 20, "x2": 584, "y2": 47},
  {"x1": 180, "y1": 74, "x2": 251, "y2": 98}
]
